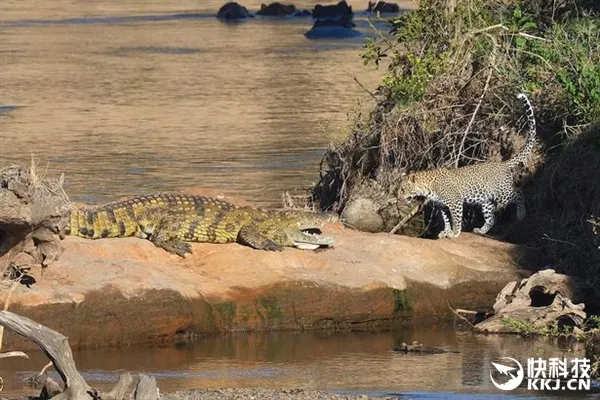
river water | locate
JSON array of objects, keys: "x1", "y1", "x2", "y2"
[
  {"x1": 1, "y1": 326, "x2": 595, "y2": 398},
  {"x1": 2, "y1": 2, "x2": 597, "y2": 399},
  {"x1": 0, "y1": 0, "x2": 416, "y2": 207}
]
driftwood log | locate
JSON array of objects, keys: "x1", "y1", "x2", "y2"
[
  {"x1": 392, "y1": 341, "x2": 459, "y2": 354},
  {"x1": 0, "y1": 350, "x2": 28, "y2": 359},
  {"x1": 474, "y1": 269, "x2": 587, "y2": 333},
  {"x1": 0, "y1": 310, "x2": 159, "y2": 400}
]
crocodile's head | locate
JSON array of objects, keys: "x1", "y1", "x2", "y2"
[{"x1": 273, "y1": 210, "x2": 338, "y2": 250}]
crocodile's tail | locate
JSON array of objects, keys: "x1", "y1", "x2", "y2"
[
  {"x1": 507, "y1": 93, "x2": 537, "y2": 167},
  {"x1": 65, "y1": 208, "x2": 136, "y2": 239}
]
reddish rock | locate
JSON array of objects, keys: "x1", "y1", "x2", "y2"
[{"x1": 1, "y1": 226, "x2": 527, "y2": 350}]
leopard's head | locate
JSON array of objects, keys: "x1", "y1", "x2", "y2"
[{"x1": 398, "y1": 171, "x2": 433, "y2": 203}]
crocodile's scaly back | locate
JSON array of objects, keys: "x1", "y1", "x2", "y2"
[
  {"x1": 66, "y1": 193, "x2": 335, "y2": 255},
  {"x1": 67, "y1": 194, "x2": 235, "y2": 239}
]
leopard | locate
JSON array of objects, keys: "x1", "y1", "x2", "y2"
[{"x1": 397, "y1": 93, "x2": 537, "y2": 238}]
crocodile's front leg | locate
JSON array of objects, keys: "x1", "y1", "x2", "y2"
[
  {"x1": 237, "y1": 224, "x2": 283, "y2": 251},
  {"x1": 149, "y1": 216, "x2": 192, "y2": 257}
]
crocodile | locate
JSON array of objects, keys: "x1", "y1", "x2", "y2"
[{"x1": 64, "y1": 193, "x2": 337, "y2": 256}]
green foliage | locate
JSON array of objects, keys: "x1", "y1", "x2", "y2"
[
  {"x1": 516, "y1": 17, "x2": 600, "y2": 125},
  {"x1": 362, "y1": 0, "x2": 494, "y2": 106},
  {"x1": 380, "y1": 50, "x2": 450, "y2": 105},
  {"x1": 586, "y1": 315, "x2": 600, "y2": 329},
  {"x1": 499, "y1": 316, "x2": 598, "y2": 340},
  {"x1": 362, "y1": 0, "x2": 600, "y2": 125},
  {"x1": 500, "y1": 316, "x2": 560, "y2": 337}
]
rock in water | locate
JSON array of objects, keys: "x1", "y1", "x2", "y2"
[
  {"x1": 256, "y1": 3, "x2": 296, "y2": 17},
  {"x1": 304, "y1": 17, "x2": 362, "y2": 39},
  {"x1": 312, "y1": 1, "x2": 353, "y2": 20},
  {"x1": 216, "y1": 2, "x2": 254, "y2": 20}
]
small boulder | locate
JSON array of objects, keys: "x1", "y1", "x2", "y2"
[
  {"x1": 341, "y1": 198, "x2": 384, "y2": 233},
  {"x1": 256, "y1": 3, "x2": 296, "y2": 16},
  {"x1": 312, "y1": 1, "x2": 353, "y2": 20},
  {"x1": 367, "y1": 1, "x2": 400, "y2": 13},
  {"x1": 216, "y1": 2, "x2": 254, "y2": 20}
]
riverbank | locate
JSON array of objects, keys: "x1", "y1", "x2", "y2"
[{"x1": 0, "y1": 184, "x2": 526, "y2": 350}]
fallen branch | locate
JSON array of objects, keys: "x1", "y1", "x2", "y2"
[
  {"x1": 105, "y1": 373, "x2": 134, "y2": 400},
  {"x1": 389, "y1": 203, "x2": 421, "y2": 234},
  {"x1": 0, "y1": 310, "x2": 92, "y2": 399},
  {"x1": 0, "y1": 350, "x2": 28, "y2": 359},
  {"x1": 0, "y1": 310, "x2": 158, "y2": 400},
  {"x1": 447, "y1": 300, "x2": 476, "y2": 328},
  {"x1": 23, "y1": 361, "x2": 62, "y2": 398},
  {"x1": 0, "y1": 275, "x2": 21, "y2": 352}
]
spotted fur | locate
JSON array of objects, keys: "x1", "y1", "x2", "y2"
[{"x1": 398, "y1": 93, "x2": 536, "y2": 238}]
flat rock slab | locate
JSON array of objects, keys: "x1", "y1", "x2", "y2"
[{"x1": 2, "y1": 227, "x2": 525, "y2": 350}]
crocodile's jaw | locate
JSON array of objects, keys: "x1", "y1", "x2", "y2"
[{"x1": 285, "y1": 228, "x2": 334, "y2": 250}]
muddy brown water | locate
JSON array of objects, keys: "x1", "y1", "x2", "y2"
[
  {"x1": 1, "y1": 2, "x2": 596, "y2": 399},
  {"x1": 0, "y1": 327, "x2": 595, "y2": 398},
  {"x1": 0, "y1": 1, "x2": 419, "y2": 207}
]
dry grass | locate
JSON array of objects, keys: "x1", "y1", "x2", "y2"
[{"x1": 312, "y1": 40, "x2": 539, "y2": 212}]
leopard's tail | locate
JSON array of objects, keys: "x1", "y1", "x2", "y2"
[{"x1": 507, "y1": 93, "x2": 537, "y2": 167}]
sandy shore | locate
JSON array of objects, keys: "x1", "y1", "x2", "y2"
[{"x1": 163, "y1": 388, "x2": 392, "y2": 400}]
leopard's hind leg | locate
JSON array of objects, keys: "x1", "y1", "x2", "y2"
[
  {"x1": 473, "y1": 202, "x2": 497, "y2": 234},
  {"x1": 513, "y1": 189, "x2": 526, "y2": 220},
  {"x1": 439, "y1": 201, "x2": 463, "y2": 238}
]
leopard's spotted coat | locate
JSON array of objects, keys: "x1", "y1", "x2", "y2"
[{"x1": 398, "y1": 93, "x2": 537, "y2": 238}]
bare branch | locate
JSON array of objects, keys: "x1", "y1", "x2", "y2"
[{"x1": 0, "y1": 350, "x2": 29, "y2": 359}]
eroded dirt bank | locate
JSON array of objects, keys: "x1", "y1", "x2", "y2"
[{"x1": 1, "y1": 222, "x2": 525, "y2": 350}]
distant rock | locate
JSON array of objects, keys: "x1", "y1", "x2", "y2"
[
  {"x1": 312, "y1": 1, "x2": 353, "y2": 20},
  {"x1": 304, "y1": 17, "x2": 361, "y2": 39},
  {"x1": 367, "y1": 1, "x2": 400, "y2": 13},
  {"x1": 216, "y1": 2, "x2": 254, "y2": 20},
  {"x1": 294, "y1": 9, "x2": 312, "y2": 17},
  {"x1": 256, "y1": 3, "x2": 296, "y2": 16}
]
